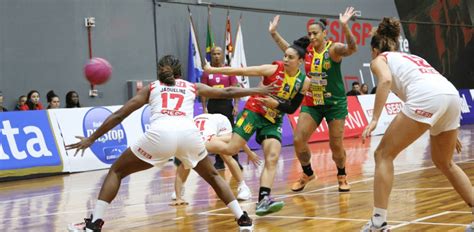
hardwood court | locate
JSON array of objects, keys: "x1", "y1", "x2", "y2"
[{"x1": 1, "y1": 125, "x2": 473, "y2": 231}]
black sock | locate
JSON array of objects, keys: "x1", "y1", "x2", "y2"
[
  {"x1": 302, "y1": 164, "x2": 313, "y2": 177},
  {"x1": 337, "y1": 167, "x2": 346, "y2": 176},
  {"x1": 258, "y1": 187, "x2": 271, "y2": 202}
]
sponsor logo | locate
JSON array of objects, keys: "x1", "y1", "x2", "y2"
[
  {"x1": 415, "y1": 109, "x2": 433, "y2": 118},
  {"x1": 460, "y1": 94, "x2": 471, "y2": 114},
  {"x1": 137, "y1": 147, "x2": 152, "y2": 159},
  {"x1": 83, "y1": 107, "x2": 128, "y2": 164},
  {"x1": 0, "y1": 111, "x2": 62, "y2": 172},
  {"x1": 161, "y1": 109, "x2": 186, "y2": 116},
  {"x1": 243, "y1": 123, "x2": 253, "y2": 134},
  {"x1": 384, "y1": 102, "x2": 402, "y2": 115}
]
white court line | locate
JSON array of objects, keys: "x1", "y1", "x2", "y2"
[
  {"x1": 203, "y1": 212, "x2": 469, "y2": 228},
  {"x1": 448, "y1": 211, "x2": 472, "y2": 214},
  {"x1": 299, "y1": 187, "x2": 454, "y2": 195},
  {"x1": 199, "y1": 158, "x2": 474, "y2": 215},
  {"x1": 389, "y1": 211, "x2": 451, "y2": 229}
]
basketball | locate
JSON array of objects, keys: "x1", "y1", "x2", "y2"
[{"x1": 84, "y1": 57, "x2": 112, "y2": 85}]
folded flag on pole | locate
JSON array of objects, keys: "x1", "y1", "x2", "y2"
[
  {"x1": 205, "y1": 6, "x2": 215, "y2": 62},
  {"x1": 231, "y1": 14, "x2": 249, "y2": 91},
  {"x1": 187, "y1": 13, "x2": 203, "y2": 83},
  {"x1": 224, "y1": 10, "x2": 233, "y2": 66}
]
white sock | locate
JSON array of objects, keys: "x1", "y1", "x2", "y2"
[
  {"x1": 372, "y1": 207, "x2": 387, "y2": 227},
  {"x1": 238, "y1": 181, "x2": 246, "y2": 187},
  {"x1": 227, "y1": 200, "x2": 244, "y2": 219},
  {"x1": 92, "y1": 200, "x2": 109, "y2": 222}
]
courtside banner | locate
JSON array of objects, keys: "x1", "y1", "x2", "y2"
[
  {"x1": 459, "y1": 89, "x2": 474, "y2": 125},
  {"x1": 0, "y1": 111, "x2": 63, "y2": 178},
  {"x1": 49, "y1": 106, "x2": 147, "y2": 172},
  {"x1": 288, "y1": 96, "x2": 368, "y2": 143},
  {"x1": 357, "y1": 93, "x2": 403, "y2": 135}
]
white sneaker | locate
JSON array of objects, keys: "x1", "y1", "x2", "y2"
[
  {"x1": 171, "y1": 187, "x2": 185, "y2": 200},
  {"x1": 360, "y1": 219, "x2": 390, "y2": 232},
  {"x1": 236, "y1": 184, "x2": 251, "y2": 201},
  {"x1": 466, "y1": 222, "x2": 473, "y2": 232},
  {"x1": 67, "y1": 221, "x2": 85, "y2": 232}
]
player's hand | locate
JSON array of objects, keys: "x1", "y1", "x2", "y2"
[
  {"x1": 339, "y1": 6, "x2": 356, "y2": 25},
  {"x1": 455, "y1": 138, "x2": 462, "y2": 154},
  {"x1": 256, "y1": 81, "x2": 279, "y2": 95},
  {"x1": 247, "y1": 151, "x2": 262, "y2": 167},
  {"x1": 203, "y1": 62, "x2": 213, "y2": 73},
  {"x1": 269, "y1": 15, "x2": 280, "y2": 34},
  {"x1": 255, "y1": 96, "x2": 279, "y2": 109},
  {"x1": 65, "y1": 136, "x2": 94, "y2": 157},
  {"x1": 362, "y1": 120, "x2": 377, "y2": 144}
]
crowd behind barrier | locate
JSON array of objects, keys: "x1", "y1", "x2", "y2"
[{"x1": 1, "y1": 91, "x2": 473, "y2": 179}]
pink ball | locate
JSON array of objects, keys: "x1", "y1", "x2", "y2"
[{"x1": 84, "y1": 57, "x2": 112, "y2": 85}]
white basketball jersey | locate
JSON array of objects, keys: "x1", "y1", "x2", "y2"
[
  {"x1": 193, "y1": 113, "x2": 232, "y2": 141},
  {"x1": 148, "y1": 79, "x2": 197, "y2": 124},
  {"x1": 381, "y1": 52, "x2": 458, "y2": 102}
]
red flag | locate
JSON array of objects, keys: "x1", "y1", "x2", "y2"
[{"x1": 224, "y1": 10, "x2": 233, "y2": 66}]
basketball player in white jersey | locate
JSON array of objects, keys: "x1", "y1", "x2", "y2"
[
  {"x1": 171, "y1": 113, "x2": 262, "y2": 205},
  {"x1": 360, "y1": 18, "x2": 473, "y2": 232},
  {"x1": 66, "y1": 55, "x2": 275, "y2": 232}
]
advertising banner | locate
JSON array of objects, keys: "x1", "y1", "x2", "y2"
[
  {"x1": 0, "y1": 111, "x2": 63, "y2": 178},
  {"x1": 459, "y1": 89, "x2": 474, "y2": 125},
  {"x1": 287, "y1": 96, "x2": 368, "y2": 143},
  {"x1": 357, "y1": 93, "x2": 403, "y2": 135},
  {"x1": 49, "y1": 105, "x2": 147, "y2": 172}
]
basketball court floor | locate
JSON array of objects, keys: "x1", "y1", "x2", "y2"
[{"x1": 1, "y1": 125, "x2": 473, "y2": 231}]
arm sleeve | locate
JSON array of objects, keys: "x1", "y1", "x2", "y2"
[{"x1": 275, "y1": 92, "x2": 304, "y2": 114}]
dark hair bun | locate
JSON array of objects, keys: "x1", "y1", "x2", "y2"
[
  {"x1": 319, "y1": 18, "x2": 328, "y2": 27},
  {"x1": 293, "y1": 36, "x2": 310, "y2": 49},
  {"x1": 376, "y1": 17, "x2": 400, "y2": 40}
]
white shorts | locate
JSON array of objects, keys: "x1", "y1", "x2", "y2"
[
  {"x1": 130, "y1": 119, "x2": 207, "y2": 169},
  {"x1": 195, "y1": 113, "x2": 232, "y2": 141},
  {"x1": 402, "y1": 94, "x2": 460, "y2": 135}
]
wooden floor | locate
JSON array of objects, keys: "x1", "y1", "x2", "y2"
[{"x1": 1, "y1": 125, "x2": 473, "y2": 232}]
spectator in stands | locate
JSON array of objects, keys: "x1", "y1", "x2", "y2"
[
  {"x1": 20, "y1": 90, "x2": 44, "y2": 110},
  {"x1": 0, "y1": 91, "x2": 8, "y2": 112},
  {"x1": 65, "y1": 91, "x2": 81, "y2": 108},
  {"x1": 46, "y1": 90, "x2": 61, "y2": 109},
  {"x1": 361, "y1": 83, "x2": 369, "y2": 95},
  {"x1": 346, "y1": 81, "x2": 361, "y2": 96},
  {"x1": 371, "y1": 86, "x2": 377, "y2": 94},
  {"x1": 14, "y1": 95, "x2": 27, "y2": 111}
]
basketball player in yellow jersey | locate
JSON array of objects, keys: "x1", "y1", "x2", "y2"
[{"x1": 269, "y1": 7, "x2": 358, "y2": 192}]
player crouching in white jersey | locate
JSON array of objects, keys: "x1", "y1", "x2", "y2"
[
  {"x1": 360, "y1": 18, "x2": 473, "y2": 232},
  {"x1": 66, "y1": 55, "x2": 276, "y2": 232},
  {"x1": 171, "y1": 113, "x2": 262, "y2": 206}
]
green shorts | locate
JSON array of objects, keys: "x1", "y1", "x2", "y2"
[
  {"x1": 301, "y1": 102, "x2": 348, "y2": 125},
  {"x1": 233, "y1": 109, "x2": 282, "y2": 144}
]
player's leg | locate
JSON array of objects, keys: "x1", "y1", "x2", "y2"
[
  {"x1": 193, "y1": 156, "x2": 253, "y2": 231},
  {"x1": 362, "y1": 113, "x2": 429, "y2": 231},
  {"x1": 291, "y1": 107, "x2": 320, "y2": 192}
]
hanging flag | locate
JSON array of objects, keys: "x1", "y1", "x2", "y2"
[
  {"x1": 224, "y1": 10, "x2": 233, "y2": 66},
  {"x1": 231, "y1": 14, "x2": 249, "y2": 92},
  {"x1": 187, "y1": 10, "x2": 203, "y2": 83},
  {"x1": 205, "y1": 6, "x2": 215, "y2": 62}
]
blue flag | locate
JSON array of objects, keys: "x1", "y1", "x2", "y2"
[{"x1": 187, "y1": 20, "x2": 203, "y2": 83}]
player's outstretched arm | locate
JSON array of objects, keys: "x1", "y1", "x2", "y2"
[
  {"x1": 66, "y1": 86, "x2": 150, "y2": 155},
  {"x1": 195, "y1": 82, "x2": 276, "y2": 99}
]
